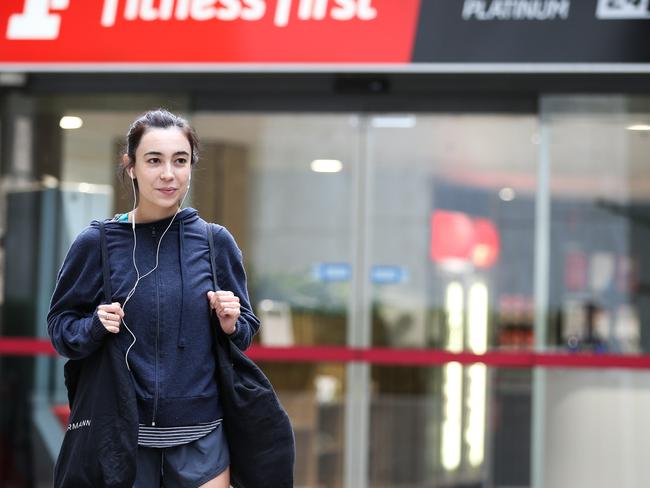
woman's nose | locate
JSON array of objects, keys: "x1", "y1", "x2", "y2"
[{"x1": 160, "y1": 162, "x2": 173, "y2": 179}]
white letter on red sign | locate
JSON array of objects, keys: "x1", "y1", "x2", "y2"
[
  {"x1": 313, "y1": 0, "x2": 327, "y2": 20},
  {"x1": 242, "y1": 0, "x2": 266, "y2": 20},
  {"x1": 331, "y1": 0, "x2": 355, "y2": 20},
  {"x1": 356, "y1": 0, "x2": 376, "y2": 20},
  {"x1": 125, "y1": 0, "x2": 140, "y2": 20},
  {"x1": 298, "y1": 0, "x2": 313, "y2": 20},
  {"x1": 101, "y1": 0, "x2": 119, "y2": 27},
  {"x1": 7, "y1": 0, "x2": 70, "y2": 40},
  {"x1": 298, "y1": 0, "x2": 327, "y2": 20},
  {"x1": 192, "y1": 0, "x2": 218, "y2": 20},
  {"x1": 275, "y1": 0, "x2": 292, "y2": 26},
  {"x1": 175, "y1": 0, "x2": 192, "y2": 20},
  {"x1": 159, "y1": 0, "x2": 175, "y2": 20},
  {"x1": 216, "y1": 0, "x2": 241, "y2": 20},
  {"x1": 331, "y1": 0, "x2": 377, "y2": 21},
  {"x1": 140, "y1": 0, "x2": 159, "y2": 21}
]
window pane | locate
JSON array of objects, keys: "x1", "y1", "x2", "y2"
[
  {"x1": 370, "y1": 365, "x2": 531, "y2": 487},
  {"x1": 367, "y1": 114, "x2": 538, "y2": 352},
  {"x1": 260, "y1": 361, "x2": 346, "y2": 488},
  {"x1": 193, "y1": 112, "x2": 359, "y2": 487},
  {"x1": 544, "y1": 96, "x2": 650, "y2": 354},
  {"x1": 192, "y1": 113, "x2": 359, "y2": 347}
]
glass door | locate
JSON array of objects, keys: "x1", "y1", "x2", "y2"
[
  {"x1": 536, "y1": 95, "x2": 650, "y2": 488},
  {"x1": 364, "y1": 112, "x2": 539, "y2": 487},
  {"x1": 192, "y1": 112, "x2": 361, "y2": 488}
]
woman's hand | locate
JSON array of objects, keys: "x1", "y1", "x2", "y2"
[
  {"x1": 96, "y1": 302, "x2": 124, "y2": 334},
  {"x1": 207, "y1": 290, "x2": 240, "y2": 335}
]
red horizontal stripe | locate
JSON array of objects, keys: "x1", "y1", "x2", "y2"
[
  {"x1": 0, "y1": 337, "x2": 58, "y2": 356},
  {"x1": 247, "y1": 346, "x2": 650, "y2": 370},
  {"x1": 248, "y1": 346, "x2": 358, "y2": 363},
  {"x1": 3, "y1": 337, "x2": 650, "y2": 370}
]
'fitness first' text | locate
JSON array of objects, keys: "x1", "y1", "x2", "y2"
[{"x1": 100, "y1": 0, "x2": 378, "y2": 28}]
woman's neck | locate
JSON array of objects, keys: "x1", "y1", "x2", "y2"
[{"x1": 131, "y1": 205, "x2": 178, "y2": 224}]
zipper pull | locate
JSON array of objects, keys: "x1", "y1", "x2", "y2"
[{"x1": 151, "y1": 421, "x2": 156, "y2": 427}]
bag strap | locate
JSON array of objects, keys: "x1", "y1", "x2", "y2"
[
  {"x1": 206, "y1": 222, "x2": 219, "y2": 293},
  {"x1": 98, "y1": 221, "x2": 113, "y2": 303},
  {"x1": 206, "y1": 222, "x2": 234, "y2": 359}
]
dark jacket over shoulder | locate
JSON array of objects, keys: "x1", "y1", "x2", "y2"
[{"x1": 47, "y1": 208, "x2": 260, "y2": 428}]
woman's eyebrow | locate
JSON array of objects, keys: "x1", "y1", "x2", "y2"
[{"x1": 143, "y1": 150, "x2": 190, "y2": 157}]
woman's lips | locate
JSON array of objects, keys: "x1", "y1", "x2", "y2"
[{"x1": 157, "y1": 188, "x2": 177, "y2": 196}]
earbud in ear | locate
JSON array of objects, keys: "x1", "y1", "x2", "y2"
[{"x1": 129, "y1": 169, "x2": 134, "y2": 179}]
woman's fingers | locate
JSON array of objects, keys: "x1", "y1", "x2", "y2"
[
  {"x1": 97, "y1": 303, "x2": 124, "y2": 333},
  {"x1": 207, "y1": 291, "x2": 240, "y2": 311},
  {"x1": 207, "y1": 291, "x2": 239, "y2": 334},
  {"x1": 98, "y1": 302, "x2": 124, "y2": 317},
  {"x1": 106, "y1": 302, "x2": 125, "y2": 318},
  {"x1": 209, "y1": 291, "x2": 238, "y2": 302},
  {"x1": 104, "y1": 324, "x2": 120, "y2": 334},
  {"x1": 99, "y1": 311, "x2": 120, "y2": 322},
  {"x1": 217, "y1": 303, "x2": 240, "y2": 318}
]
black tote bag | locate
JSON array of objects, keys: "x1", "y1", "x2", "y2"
[
  {"x1": 207, "y1": 222, "x2": 295, "y2": 488},
  {"x1": 53, "y1": 222, "x2": 138, "y2": 488}
]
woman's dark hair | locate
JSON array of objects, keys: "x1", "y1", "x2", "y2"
[{"x1": 119, "y1": 109, "x2": 199, "y2": 184}]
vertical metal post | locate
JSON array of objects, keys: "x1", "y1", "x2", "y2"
[
  {"x1": 34, "y1": 187, "x2": 65, "y2": 459},
  {"x1": 531, "y1": 101, "x2": 551, "y2": 488},
  {"x1": 344, "y1": 115, "x2": 372, "y2": 488}
]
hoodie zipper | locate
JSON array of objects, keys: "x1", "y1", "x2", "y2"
[{"x1": 151, "y1": 225, "x2": 159, "y2": 427}]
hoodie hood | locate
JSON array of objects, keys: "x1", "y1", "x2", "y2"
[{"x1": 94, "y1": 207, "x2": 200, "y2": 230}]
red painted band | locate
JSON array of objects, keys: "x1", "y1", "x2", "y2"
[
  {"x1": 0, "y1": 337, "x2": 59, "y2": 356},
  {"x1": 3, "y1": 337, "x2": 650, "y2": 370}
]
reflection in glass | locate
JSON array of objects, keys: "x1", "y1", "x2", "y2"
[
  {"x1": 545, "y1": 96, "x2": 650, "y2": 355},
  {"x1": 368, "y1": 113, "x2": 537, "y2": 487}
]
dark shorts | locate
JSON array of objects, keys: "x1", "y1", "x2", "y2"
[{"x1": 133, "y1": 424, "x2": 230, "y2": 488}]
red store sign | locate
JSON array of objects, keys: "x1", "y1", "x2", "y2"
[{"x1": 0, "y1": 0, "x2": 421, "y2": 65}]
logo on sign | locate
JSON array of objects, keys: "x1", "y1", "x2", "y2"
[
  {"x1": 596, "y1": 0, "x2": 650, "y2": 19},
  {"x1": 100, "y1": 0, "x2": 377, "y2": 28},
  {"x1": 462, "y1": 0, "x2": 571, "y2": 21},
  {"x1": 7, "y1": 0, "x2": 70, "y2": 40},
  {"x1": 6, "y1": 0, "x2": 380, "y2": 40}
]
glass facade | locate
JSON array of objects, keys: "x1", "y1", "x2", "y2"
[
  {"x1": 544, "y1": 96, "x2": 650, "y2": 355},
  {"x1": 1, "y1": 92, "x2": 650, "y2": 487}
]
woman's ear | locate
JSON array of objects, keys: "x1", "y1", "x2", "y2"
[{"x1": 122, "y1": 154, "x2": 134, "y2": 179}]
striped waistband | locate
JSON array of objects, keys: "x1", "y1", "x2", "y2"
[{"x1": 137, "y1": 419, "x2": 223, "y2": 448}]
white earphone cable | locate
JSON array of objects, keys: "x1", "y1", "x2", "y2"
[{"x1": 120, "y1": 172, "x2": 191, "y2": 371}]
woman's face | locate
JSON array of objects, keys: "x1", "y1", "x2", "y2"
[{"x1": 129, "y1": 126, "x2": 192, "y2": 218}]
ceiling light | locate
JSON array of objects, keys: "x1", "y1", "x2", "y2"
[
  {"x1": 370, "y1": 115, "x2": 416, "y2": 129},
  {"x1": 499, "y1": 187, "x2": 516, "y2": 201},
  {"x1": 60, "y1": 116, "x2": 83, "y2": 130},
  {"x1": 311, "y1": 159, "x2": 343, "y2": 173},
  {"x1": 626, "y1": 124, "x2": 650, "y2": 131},
  {"x1": 0, "y1": 72, "x2": 26, "y2": 86}
]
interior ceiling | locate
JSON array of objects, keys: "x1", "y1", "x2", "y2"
[{"x1": 66, "y1": 107, "x2": 650, "y2": 202}]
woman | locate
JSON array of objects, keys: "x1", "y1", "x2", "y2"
[{"x1": 48, "y1": 109, "x2": 260, "y2": 487}]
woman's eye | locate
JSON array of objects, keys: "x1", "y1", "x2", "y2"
[
  {"x1": 176, "y1": 158, "x2": 188, "y2": 164},
  {"x1": 148, "y1": 158, "x2": 160, "y2": 164}
]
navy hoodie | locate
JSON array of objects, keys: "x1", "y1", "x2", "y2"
[{"x1": 47, "y1": 208, "x2": 260, "y2": 428}]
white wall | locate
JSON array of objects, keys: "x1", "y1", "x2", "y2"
[{"x1": 544, "y1": 368, "x2": 650, "y2": 488}]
